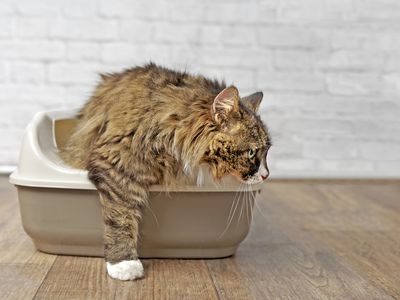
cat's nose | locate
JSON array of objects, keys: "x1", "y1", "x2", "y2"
[{"x1": 261, "y1": 174, "x2": 268, "y2": 180}]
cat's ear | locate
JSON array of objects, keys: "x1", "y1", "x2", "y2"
[
  {"x1": 241, "y1": 91, "x2": 263, "y2": 112},
  {"x1": 211, "y1": 86, "x2": 239, "y2": 125}
]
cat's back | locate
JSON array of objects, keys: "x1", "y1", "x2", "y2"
[
  {"x1": 85, "y1": 63, "x2": 223, "y2": 112},
  {"x1": 61, "y1": 63, "x2": 225, "y2": 168}
]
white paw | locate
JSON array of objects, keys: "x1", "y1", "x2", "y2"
[{"x1": 106, "y1": 259, "x2": 144, "y2": 281}]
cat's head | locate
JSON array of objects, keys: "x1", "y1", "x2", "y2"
[{"x1": 204, "y1": 86, "x2": 271, "y2": 185}]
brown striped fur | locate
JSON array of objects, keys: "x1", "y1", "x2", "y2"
[{"x1": 60, "y1": 63, "x2": 271, "y2": 269}]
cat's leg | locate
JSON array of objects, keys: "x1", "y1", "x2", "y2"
[
  {"x1": 100, "y1": 194, "x2": 144, "y2": 281},
  {"x1": 88, "y1": 165, "x2": 148, "y2": 281}
]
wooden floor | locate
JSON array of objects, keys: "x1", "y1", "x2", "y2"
[{"x1": 1, "y1": 176, "x2": 400, "y2": 299}]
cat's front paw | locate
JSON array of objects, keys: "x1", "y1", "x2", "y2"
[{"x1": 106, "y1": 259, "x2": 144, "y2": 281}]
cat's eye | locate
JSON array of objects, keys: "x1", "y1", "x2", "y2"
[{"x1": 248, "y1": 149, "x2": 257, "y2": 159}]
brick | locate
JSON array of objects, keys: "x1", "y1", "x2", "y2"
[
  {"x1": 316, "y1": 50, "x2": 385, "y2": 71},
  {"x1": 0, "y1": 17, "x2": 13, "y2": 37},
  {"x1": 355, "y1": 0, "x2": 400, "y2": 21},
  {"x1": 204, "y1": 2, "x2": 269, "y2": 24},
  {"x1": 101, "y1": 43, "x2": 170, "y2": 64},
  {"x1": 168, "y1": 46, "x2": 201, "y2": 69},
  {"x1": 49, "y1": 19, "x2": 118, "y2": 41},
  {"x1": 191, "y1": 66, "x2": 225, "y2": 82},
  {"x1": 304, "y1": 140, "x2": 359, "y2": 160},
  {"x1": 0, "y1": 128, "x2": 25, "y2": 148},
  {"x1": 11, "y1": 62, "x2": 46, "y2": 83},
  {"x1": 14, "y1": 18, "x2": 47, "y2": 38},
  {"x1": 326, "y1": 74, "x2": 381, "y2": 96},
  {"x1": 65, "y1": 85, "x2": 94, "y2": 107},
  {"x1": 0, "y1": 41, "x2": 65, "y2": 60},
  {"x1": 154, "y1": 23, "x2": 200, "y2": 43},
  {"x1": 67, "y1": 42, "x2": 101, "y2": 61},
  {"x1": 353, "y1": 120, "x2": 400, "y2": 142},
  {"x1": 257, "y1": 71, "x2": 324, "y2": 93},
  {"x1": 200, "y1": 48, "x2": 273, "y2": 69},
  {"x1": 120, "y1": 20, "x2": 153, "y2": 42},
  {"x1": 274, "y1": 49, "x2": 312, "y2": 70},
  {"x1": 276, "y1": 1, "x2": 327, "y2": 25},
  {"x1": 15, "y1": 0, "x2": 61, "y2": 16},
  {"x1": 99, "y1": 0, "x2": 164, "y2": 18},
  {"x1": 380, "y1": 73, "x2": 400, "y2": 96},
  {"x1": 369, "y1": 100, "x2": 400, "y2": 120},
  {"x1": 266, "y1": 139, "x2": 304, "y2": 159},
  {"x1": 277, "y1": 118, "x2": 355, "y2": 139},
  {"x1": 0, "y1": 106, "x2": 43, "y2": 127},
  {"x1": 272, "y1": 158, "x2": 317, "y2": 172},
  {"x1": 278, "y1": 95, "x2": 389, "y2": 119},
  {"x1": 362, "y1": 33, "x2": 400, "y2": 52},
  {"x1": 0, "y1": 150, "x2": 19, "y2": 166},
  {"x1": 61, "y1": 0, "x2": 97, "y2": 17},
  {"x1": 163, "y1": 1, "x2": 204, "y2": 22},
  {"x1": 258, "y1": 27, "x2": 321, "y2": 48},
  {"x1": 0, "y1": 0, "x2": 399, "y2": 177},
  {"x1": 318, "y1": 160, "x2": 375, "y2": 172},
  {"x1": 360, "y1": 143, "x2": 400, "y2": 161},
  {"x1": 0, "y1": 62, "x2": 8, "y2": 82},
  {"x1": 101, "y1": 43, "x2": 135, "y2": 62},
  {"x1": 220, "y1": 25, "x2": 257, "y2": 46},
  {"x1": 374, "y1": 161, "x2": 400, "y2": 174},
  {"x1": 277, "y1": 0, "x2": 356, "y2": 24},
  {"x1": 224, "y1": 68, "x2": 256, "y2": 91},
  {"x1": 200, "y1": 25, "x2": 223, "y2": 45},
  {"x1": 0, "y1": 84, "x2": 66, "y2": 104},
  {"x1": 330, "y1": 29, "x2": 372, "y2": 50},
  {"x1": 48, "y1": 62, "x2": 102, "y2": 84},
  {"x1": 384, "y1": 54, "x2": 400, "y2": 71},
  {"x1": 0, "y1": 1, "x2": 14, "y2": 15}
]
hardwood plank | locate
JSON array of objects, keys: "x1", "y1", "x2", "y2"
[
  {"x1": 302, "y1": 183, "x2": 400, "y2": 298},
  {"x1": 0, "y1": 177, "x2": 44, "y2": 264},
  {"x1": 35, "y1": 256, "x2": 161, "y2": 300},
  {"x1": 0, "y1": 252, "x2": 56, "y2": 300},
  {"x1": 34, "y1": 256, "x2": 115, "y2": 300},
  {"x1": 113, "y1": 259, "x2": 154, "y2": 300},
  {"x1": 36, "y1": 257, "x2": 219, "y2": 300},
  {"x1": 206, "y1": 258, "x2": 255, "y2": 300},
  {"x1": 2, "y1": 177, "x2": 400, "y2": 299},
  {"x1": 311, "y1": 230, "x2": 400, "y2": 299},
  {"x1": 153, "y1": 259, "x2": 219, "y2": 300},
  {"x1": 243, "y1": 183, "x2": 395, "y2": 299}
]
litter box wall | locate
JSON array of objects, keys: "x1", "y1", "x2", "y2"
[{"x1": 10, "y1": 110, "x2": 262, "y2": 258}]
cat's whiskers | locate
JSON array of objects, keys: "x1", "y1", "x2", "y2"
[
  {"x1": 245, "y1": 185, "x2": 251, "y2": 228},
  {"x1": 225, "y1": 184, "x2": 241, "y2": 226},
  {"x1": 219, "y1": 183, "x2": 244, "y2": 239},
  {"x1": 248, "y1": 185, "x2": 255, "y2": 226},
  {"x1": 237, "y1": 184, "x2": 246, "y2": 228},
  {"x1": 144, "y1": 201, "x2": 159, "y2": 227},
  {"x1": 227, "y1": 184, "x2": 243, "y2": 227},
  {"x1": 251, "y1": 187, "x2": 267, "y2": 220}
]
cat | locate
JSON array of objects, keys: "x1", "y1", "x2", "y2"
[{"x1": 60, "y1": 63, "x2": 271, "y2": 280}]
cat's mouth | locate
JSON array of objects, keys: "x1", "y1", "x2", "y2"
[
  {"x1": 244, "y1": 176, "x2": 267, "y2": 185},
  {"x1": 231, "y1": 173, "x2": 268, "y2": 185}
]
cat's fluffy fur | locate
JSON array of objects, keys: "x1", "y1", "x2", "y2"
[{"x1": 60, "y1": 63, "x2": 271, "y2": 280}]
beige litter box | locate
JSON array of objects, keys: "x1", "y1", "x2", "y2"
[{"x1": 9, "y1": 110, "x2": 263, "y2": 258}]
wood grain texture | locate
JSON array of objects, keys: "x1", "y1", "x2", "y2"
[
  {"x1": 1, "y1": 176, "x2": 400, "y2": 299},
  {"x1": 0, "y1": 179, "x2": 56, "y2": 300}
]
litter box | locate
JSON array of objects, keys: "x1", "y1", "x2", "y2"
[{"x1": 9, "y1": 110, "x2": 263, "y2": 258}]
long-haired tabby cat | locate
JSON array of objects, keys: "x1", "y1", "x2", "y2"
[{"x1": 60, "y1": 63, "x2": 271, "y2": 281}]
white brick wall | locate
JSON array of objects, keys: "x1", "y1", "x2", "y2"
[{"x1": 1, "y1": 0, "x2": 399, "y2": 178}]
